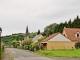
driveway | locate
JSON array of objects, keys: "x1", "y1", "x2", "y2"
[{"x1": 6, "y1": 48, "x2": 80, "y2": 60}]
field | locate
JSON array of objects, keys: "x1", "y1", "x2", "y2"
[{"x1": 37, "y1": 49, "x2": 80, "y2": 58}]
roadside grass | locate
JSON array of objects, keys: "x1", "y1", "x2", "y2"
[
  {"x1": 0, "y1": 50, "x2": 4, "y2": 58},
  {"x1": 37, "y1": 49, "x2": 80, "y2": 58},
  {"x1": 0, "y1": 45, "x2": 4, "y2": 59}
]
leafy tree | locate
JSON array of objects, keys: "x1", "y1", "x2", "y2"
[
  {"x1": 12, "y1": 40, "x2": 20, "y2": 48},
  {"x1": 43, "y1": 23, "x2": 58, "y2": 37},
  {"x1": 22, "y1": 40, "x2": 32, "y2": 46},
  {"x1": 38, "y1": 36, "x2": 46, "y2": 42},
  {"x1": 75, "y1": 42, "x2": 80, "y2": 49}
]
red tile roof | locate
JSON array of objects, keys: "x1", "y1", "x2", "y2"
[
  {"x1": 62, "y1": 28, "x2": 80, "y2": 41},
  {"x1": 42, "y1": 32, "x2": 60, "y2": 42}
]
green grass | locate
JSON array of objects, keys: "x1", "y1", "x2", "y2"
[
  {"x1": 0, "y1": 45, "x2": 4, "y2": 59},
  {"x1": 37, "y1": 49, "x2": 80, "y2": 58}
]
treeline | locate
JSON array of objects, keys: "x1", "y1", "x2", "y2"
[
  {"x1": 2, "y1": 15, "x2": 80, "y2": 45},
  {"x1": 1, "y1": 32, "x2": 37, "y2": 45},
  {"x1": 43, "y1": 15, "x2": 80, "y2": 37},
  {"x1": 54, "y1": 15, "x2": 80, "y2": 33}
]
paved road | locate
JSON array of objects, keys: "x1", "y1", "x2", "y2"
[
  {"x1": 6, "y1": 48, "x2": 80, "y2": 60},
  {"x1": 6, "y1": 48, "x2": 55, "y2": 60}
]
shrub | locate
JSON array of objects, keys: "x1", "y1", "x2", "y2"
[
  {"x1": 12, "y1": 40, "x2": 20, "y2": 48},
  {"x1": 29, "y1": 43, "x2": 40, "y2": 52},
  {"x1": 22, "y1": 40, "x2": 32, "y2": 46},
  {"x1": 75, "y1": 42, "x2": 80, "y2": 49},
  {"x1": 24, "y1": 45, "x2": 29, "y2": 50},
  {"x1": 17, "y1": 46, "x2": 22, "y2": 49}
]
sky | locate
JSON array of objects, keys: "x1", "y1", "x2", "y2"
[{"x1": 0, "y1": 0, "x2": 80, "y2": 36}]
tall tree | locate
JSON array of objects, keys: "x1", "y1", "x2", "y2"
[
  {"x1": 43, "y1": 23, "x2": 58, "y2": 37},
  {"x1": 37, "y1": 30, "x2": 40, "y2": 35}
]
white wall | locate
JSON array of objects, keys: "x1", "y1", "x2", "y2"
[{"x1": 49, "y1": 34, "x2": 71, "y2": 41}]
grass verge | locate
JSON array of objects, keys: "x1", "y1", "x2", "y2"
[
  {"x1": 36, "y1": 49, "x2": 80, "y2": 58},
  {"x1": 6, "y1": 49, "x2": 14, "y2": 60}
]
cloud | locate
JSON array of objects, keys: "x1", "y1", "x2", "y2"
[{"x1": 0, "y1": 0, "x2": 80, "y2": 36}]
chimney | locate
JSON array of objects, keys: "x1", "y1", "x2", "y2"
[{"x1": 64, "y1": 27, "x2": 66, "y2": 29}]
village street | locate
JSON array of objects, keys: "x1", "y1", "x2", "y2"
[
  {"x1": 5, "y1": 48, "x2": 55, "y2": 60},
  {"x1": 4, "y1": 48, "x2": 80, "y2": 60}
]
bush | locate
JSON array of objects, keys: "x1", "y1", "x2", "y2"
[
  {"x1": 24, "y1": 45, "x2": 29, "y2": 50},
  {"x1": 12, "y1": 40, "x2": 20, "y2": 48},
  {"x1": 17, "y1": 46, "x2": 22, "y2": 49},
  {"x1": 75, "y1": 42, "x2": 80, "y2": 49},
  {"x1": 29, "y1": 43, "x2": 40, "y2": 52}
]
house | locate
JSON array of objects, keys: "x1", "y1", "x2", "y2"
[
  {"x1": 41, "y1": 32, "x2": 75, "y2": 50},
  {"x1": 32, "y1": 34, "x2": 43, "y2": 43},
  {"x1": 41, "y1": 27, "x2": 80, "y2": 50},
  {"x1": 62, "y1": 27, "x2": 80, "y2": 42}
]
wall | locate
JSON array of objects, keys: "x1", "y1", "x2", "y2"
[{"x1": 47, "y1": 41, "x2": 75, "y2": 50}]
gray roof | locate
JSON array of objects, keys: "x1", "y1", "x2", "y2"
[{"x1": 32, "y1": 34, "x2": 41, "y2": 42}]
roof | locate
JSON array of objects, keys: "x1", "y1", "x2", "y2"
[
  {"x1": 62, "y1": 28, "x2": 80, "y2": 41},
  {"x1": 42, "y1": 32, "x2": 60, "y2": 42},
  {"x1": 32, "y1": 34, "x2": 42, "y2": 42}
]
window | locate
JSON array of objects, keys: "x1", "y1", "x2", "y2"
[{"x1": 77, "y1": 34, "x2": 79, "y2": 38}]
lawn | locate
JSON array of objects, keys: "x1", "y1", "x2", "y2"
[{"x1": 37, "y1": 49, "x2": 80, "y2": 58}]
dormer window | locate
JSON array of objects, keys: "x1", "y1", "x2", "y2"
[
  {"x1": 75, "y1": 32, "x2": 80, "y2": 38},
  {"x1": 77, "y1": 34, "x2": 79, "y2": 38}
]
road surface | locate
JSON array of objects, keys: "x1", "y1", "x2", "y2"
[
  {"x1": 6, "y1": 48, "x2": 55, "y2": 60},
  {"x1": 6, "y1": 48, "x2": 80, "y2": 60}
]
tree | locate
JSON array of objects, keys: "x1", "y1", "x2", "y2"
[
  {"x1": 75, "y1": 42, "x2": 80, "y2": 49},
  {"x1": 22, "y1": 40, "x2": 32, "y2": 46},
  {"x1": 37, "y1": 30, "x2": 40, "y2": 35},
  {"x1": 43, "y1": 23, "x2": 58, "y2": 37},
  {"x1": 54, "y1": 15, "x2": 80, "y2": 33},
  {"x1": 12, "y1": 40, "x2": 20, "y2": 48},
  {"x1": 38, "y1": 36, "x2": 46, "y2": 42},
  {"x1": 67, "y1": 19, "x2": 72, "y2": 28}
]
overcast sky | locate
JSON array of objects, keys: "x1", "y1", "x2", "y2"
[{"x1": 0, "y1": 0, "x2": 80, "y2": 36}]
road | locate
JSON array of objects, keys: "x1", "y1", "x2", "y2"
[
  {"x1": 6, "y1": 48, "x2": 55, "y2": 60},
  {"x1": 6, "y1": 48, "x2": 80, "y2": 60}
]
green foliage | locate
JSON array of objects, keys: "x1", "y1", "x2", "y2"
[
  {"x1": 29, "y1": 43, "x2": 40, "y2": 51},
  {"x1": 43, "y1": 23, "x2": 58, "y2": 37},
  {"x1": 29, "y1": 32, "x2": 37, "y2": 38},
  {"x1": 54, "y1": 15, "x2": 80, "y2": 33},
  {"x1": 1, "y1": 33, "x2": 24, "y2": 45},
  {"x1": 24, "y1": 45, "x2": 29, "y2": 50},
  {"x1": 22, "y1": 40, "x2": 32, "y2": 46},
  {"x1": 1, "y1": 32, "x2": 37, "y2": 46},
  {"x1": 0, "y1": 44, "x2": 4, "y2": 59},
  {"x1": 37, "y1": 49, "x2": 80, "y2": 58},
  {"x1": 38, "y1": 36, "x2": 46, "y2": 42},
  {"x1": 75, "y1": 42, "x2": 80, "y2": 49},
  {"x1": 12, "y1": 40, "x2": 20, "y2": 48}
]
